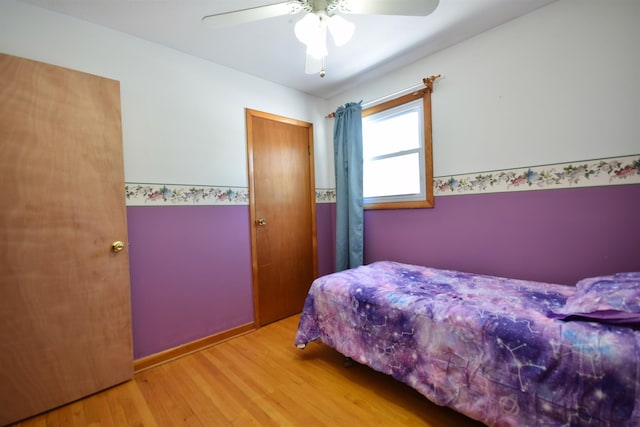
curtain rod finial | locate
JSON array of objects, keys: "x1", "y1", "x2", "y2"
[{"x1": 423, "y1": 74, "x2": 442, "y2": 93}]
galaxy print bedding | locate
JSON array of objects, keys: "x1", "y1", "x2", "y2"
[{"x1": 294, "y1": 261, "x2": 640, "y2": 427}]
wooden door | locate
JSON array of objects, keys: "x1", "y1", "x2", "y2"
[
  {"x1": 247, "y1": 109, "x2": 318, "y2": 326},
  {"x1": 0, "y1": 54, "x2": 132, "y2": 425}
]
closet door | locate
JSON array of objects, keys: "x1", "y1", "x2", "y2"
[
  {"x1": 0, "y1": 54, "x2": 133, "y2": 425},
  {"x1": 246, "y1": 109, "x2": 318, "y2": 326}
]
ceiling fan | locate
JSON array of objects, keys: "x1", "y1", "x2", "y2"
[{"x1": 202, "y1": 0, "x2": 440, "y2": 77}]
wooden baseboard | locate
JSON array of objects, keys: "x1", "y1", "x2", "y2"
[{"x1": 133, "y1": 322, "x2": 256, "y2": 373}]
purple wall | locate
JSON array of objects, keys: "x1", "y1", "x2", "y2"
[
  {"x1": 316, "y1": 203, "x2": 336, "y2": 277},
  {"x1": 364, "y1": 184, "x2": 640, "y2": 285},
  {"x1": 125, "y1": 184, "x2": 639, "y2": 359},
  {"x1": 126, "y1": 205, "x2": 254, "y2": 358},
  {"x1": 127, "y1": 203, "x2": 336, "y2": 359}
]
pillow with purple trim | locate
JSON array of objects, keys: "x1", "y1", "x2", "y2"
[{"x1": 549, "y1": 272, "x2": 640, "y2": 325}]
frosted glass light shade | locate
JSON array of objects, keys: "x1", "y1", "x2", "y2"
[
  {"x1": 295, "y1": 12, "x2": 328, "y2": 59},
  {"x1": 294, "y1": 13, "x2": 319, "y2": 45},
  {"x1": 295, "y1": 12, "x2": 354, "y2": 59},
  {"x1": 327, "y1": 15, "x2": 355, "y2": 46}
]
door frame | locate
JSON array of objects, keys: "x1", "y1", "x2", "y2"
[{"x1": 246, "y1": 108, "x2": 318, "y2": 327}]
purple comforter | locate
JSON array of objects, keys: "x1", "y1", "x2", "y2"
[{"x1": 294, "y1": 261, "x2": 640, "y2": 426}]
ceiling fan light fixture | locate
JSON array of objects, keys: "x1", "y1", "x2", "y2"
[
  {"x1": 327, "y1": 14, "x2": 354, "y2": 46},
  {"x1": 296, "y1": 14, "x2": 328, "y2": 59},
  {"x1": 294, "y1": 12, "x2": 321, "y2": 46},
  {"x1": 306, "y1": 41, "x2": 328, "y2": 60},
  {"x1": 306, "y1": 39, "x2": 328, "y2": 60}
]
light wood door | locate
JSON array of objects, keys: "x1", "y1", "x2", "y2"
[
  {"x1": 0, "y1": 54, "x2": 133, "y2": 425},
  {"x1": 247, "y1": 109, "x2": 317, "y2": 326}
]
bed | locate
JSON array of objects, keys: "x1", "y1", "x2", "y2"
[{"x1": 294, "y1": 261, "x2": 640, "y2": 426}]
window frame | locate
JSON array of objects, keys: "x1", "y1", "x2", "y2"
[{"x1": 361, "y1": 90, "x2": 434, "y2": 210}]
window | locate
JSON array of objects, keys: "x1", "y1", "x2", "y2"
[{"x1": 362, "y1": 91, "x2": 434, "y2": 210}]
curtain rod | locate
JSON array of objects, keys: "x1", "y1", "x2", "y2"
[{"x1": 325, "y1": 75, "x2": 441, "y2": 119}]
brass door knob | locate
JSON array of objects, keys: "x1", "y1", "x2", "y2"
[
  {"x1": 111, "y1": 241, "x2": 125, "y2": 253},
  {"x1": 256, "y1": 218, "x2": 267, "y2": 226}
]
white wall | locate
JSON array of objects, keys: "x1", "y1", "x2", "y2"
[
  {"x1": 3, "y1": 0, "x2": 638, "y2": 188},
  {"x1": 0, "y1": 0, "x2": 333, "y2": 189},
  {"x1": 328, "y1": 0, "x2": 640, "y2": 177}
]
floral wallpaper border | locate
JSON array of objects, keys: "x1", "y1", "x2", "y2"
[
  {"x1": 125, "y1": 155, "x2": 638, "y2": 206},
  {"x1": 434, "y1": 154, "x2": 639, "y2": 196},
  {"x1": 316, "y1": 189, "x2": 337, "y2": 204},
  {"x1": 125, "y1": 184, "x2": 249, "y2": 206}
]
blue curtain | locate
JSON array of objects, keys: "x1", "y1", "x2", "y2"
[{"x1": 333, "y1": 101, "x2": 363, "y2": 271}]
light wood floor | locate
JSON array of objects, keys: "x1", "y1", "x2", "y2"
[{"x1": 13, "y1": 315, "x2": 485, "y2": 426}]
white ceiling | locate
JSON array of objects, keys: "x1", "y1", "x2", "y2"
[{"x1": 17, "y1": 0, "x2": 557, "y2": 98}]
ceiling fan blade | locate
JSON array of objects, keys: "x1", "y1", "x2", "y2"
[
  {"x1": 341, "y1": 0, "x2": 439, "y2": 16},
  {"x1": 202, "y1": 2, "x2": 298, "y2": 29}
]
